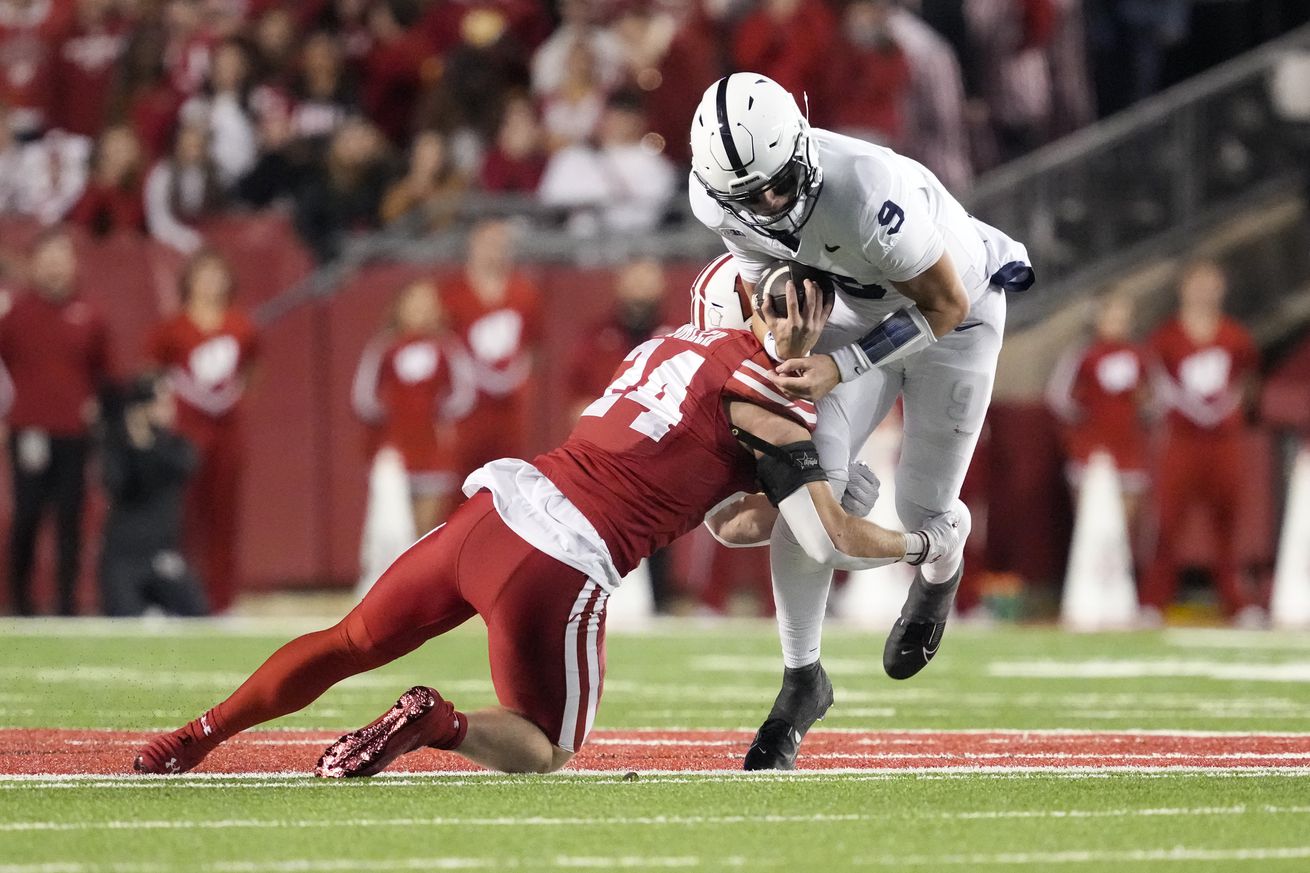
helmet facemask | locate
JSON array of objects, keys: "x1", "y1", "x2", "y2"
[{"x1": 696, "y1": 123, "x2": 823, "y2": 235}]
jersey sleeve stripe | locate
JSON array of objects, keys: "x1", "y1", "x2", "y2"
[
  {"x1": 738, "y1": 358, "x2": 780, "y2": 381},
  {"x1": 729, "y1": 371, "x2": 818, "y2": 426},
  {"x1": 737, "y1": 359, "x2": 818, "y2": 417}
]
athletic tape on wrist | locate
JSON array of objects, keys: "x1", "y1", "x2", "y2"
[{"x1": 834, "y1": 306, "x2": 936, "y2": 382}]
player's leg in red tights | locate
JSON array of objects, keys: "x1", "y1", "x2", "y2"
[{"x1": 134, "y1": 497, "x2": 490, "y2": 772}]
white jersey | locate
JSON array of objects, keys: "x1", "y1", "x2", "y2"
[{"x1": 689, "y1": 129, "x2": 1027, "y2": 352}]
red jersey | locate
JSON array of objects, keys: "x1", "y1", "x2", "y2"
[
  {"x1": 0, "y1": 0, "x2": 71, "y2": 133},
  {"x1": 0, "y1": 290, "x2": 111, "y2": 436},
  {"x1": 1149, "y1": 317, "x2": 1257, "y2": 437},
  {"x1": 444, "y1": 274, "x2": 541, "y2": 400},
  {"x1": 51, "y1": 14, "x2": 128, "y2": 135},
  {"x1": 146, "y1": 309, "x2": 260, "y2": 448},
  {"x1": 66, "y1": 180, "x2": 146, "y2": 235},
  {"x1": 1047, "y1": 339, "x2": 1146, "y2": 471},
  {"x1": 534, "y1": 325, "x2": 817, "y2": 576},
  {"x1": 352, "y1": 331, "x2": 476, "y2": 473}
]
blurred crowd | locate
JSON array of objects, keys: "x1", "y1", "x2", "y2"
[{"x1": 2, "y1": 0, "x2": 1306, "y2": 260}]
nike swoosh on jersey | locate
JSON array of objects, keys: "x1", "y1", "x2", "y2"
[
  {"x1": 824, "y1": 244, "x2": 840, "y2": 252},
  {"x1": 954, "y1": 321, "x2": 984, "y2": 332}
]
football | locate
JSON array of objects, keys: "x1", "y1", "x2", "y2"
[{"x1": 755, "y1": 260, "x2": 837, "y2": 316}]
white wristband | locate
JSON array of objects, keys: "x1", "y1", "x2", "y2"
[
  {"x1": 904, "y1": 530, "x2": 929, "y2": 566},
  {"x1": 832, "y1": 344, "x2": 874, "y2": 383}
]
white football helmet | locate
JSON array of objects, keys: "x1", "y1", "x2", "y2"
[
  {"x1": 689, "y1": 73, "x2": 823, "y2": 234},
  {"x1": 690, "y1": 253, "x2": 752, "y2": 331}
]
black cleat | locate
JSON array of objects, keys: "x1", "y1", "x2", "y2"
[
  {"x1": 883, "y1": 564, "x2": 962, "y2": 680},
  {"x1": 743, "y1": 661, "x2": 834, "y2": 771}
]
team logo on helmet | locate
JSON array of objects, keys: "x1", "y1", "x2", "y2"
[{"x1": 689, "y1": 254, "x2": 752, "y2": 331}]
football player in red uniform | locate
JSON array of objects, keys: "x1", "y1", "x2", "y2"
[
  {"x1": 1143, "y1": 260, "x2": 1260, "y2": 624},
  {"x1": 134, "y1": 256, "x2": 962, "y2": 777}
]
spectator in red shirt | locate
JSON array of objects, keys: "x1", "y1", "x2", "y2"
[
  {"x1": 444, "y1": 218, "x2": 541, "y2": 478},
  {"x1": 0, "y1": 228, "x2": 113, "y2": 615},
  {"x1": 1143, "y1": 260, "x2": 1261, "y2": 625},
  {"x1": 66, "y1": 124, "x2": 146, "y2": 236},
  {"x1": 733, "y1": 0, "x2": 836, "y2": 103},
  {"x1": 162, "y1": 0, "x2": 220, "y2": 97},
  {"x1": 145, "y1": 249, "x2": 259, "y2": 615},
  {"x1": 478, "y1": 91, "x2": 545, "y2": 194},
  {"x1": 113, "y1": 23, "x2": 185, "y2": 162},
  {"x1": 1045, "y1": 295, "x2": 1149, "y2": 524},
  {"x1": 352, "y1": 278, "x2": 476, "y2": 534},
  {"x1": 612, "y1": 1, "x2": 719, "y2": 166},
  {"x1": 359, "y1": 0, "x2": 431, "y2": 144},
  {"x1": 818, "y1": 0, "x2": 912, "y2": 148},
  {"x1": 51, "y1": 0, "x2": 130, "y2": 137},
  {"x1": 0, "y1": 0, "x2": 71, "y2": 138}
]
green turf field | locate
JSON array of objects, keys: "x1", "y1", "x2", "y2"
[{"x1": 3, "y1": 618, "x2": 1310, "y2": 872}]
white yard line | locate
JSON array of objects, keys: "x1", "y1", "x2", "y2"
[
  {"x1": 6, "y1": 847, "x2": 1310, "y2": 873},
  {"x1": 1165, "y1": 629, "x2": 1310, "y2": 651},
  {"x1": 0, "y1": 813, "x2": 866, "y2": 832},
  {"x1": 16, "y1": 725, "x2": 1310, "y2": 737},
  {"x1": 855, "y1": 846, "x2": 1310, "y2": 866},
  {"x1": 3, "y1": 806, "x2": 1310, "y2": 834},
  {"x1": 988, "y1": 659, "x2": 1310, "y2": 682},
  {"x1": 0, "y1": 857, "x2": 706, "y2": 873},
  {"x1": 3, "y1": 765, "x2": 1310, "y2": 790}
]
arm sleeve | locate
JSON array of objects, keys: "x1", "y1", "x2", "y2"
[
  {"x1": 776, "y1": 489, "x2": 900, "y2": 570},
  {"x1": 858, "y1": 164, "x2": 945, "y2": 283}
]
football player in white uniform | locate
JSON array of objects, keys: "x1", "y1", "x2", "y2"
[{"x1": 689, "y1": 73, "x2": 1033, "y2": 770}]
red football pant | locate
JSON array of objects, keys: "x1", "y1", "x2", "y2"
[
  {"x1": 1142, "y1": 431, "x2": 1251, "y2": 615},
  {"x1": 206, "y1": 492, "x2": 607, "y2": 752},
  {"x1": 186, "y1": 429, "x2": 243, "y2": 613}
]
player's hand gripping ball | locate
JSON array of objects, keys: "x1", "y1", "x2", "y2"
[{"x1": 754, "y1": 261, "x2": 836, "y2": 317}]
